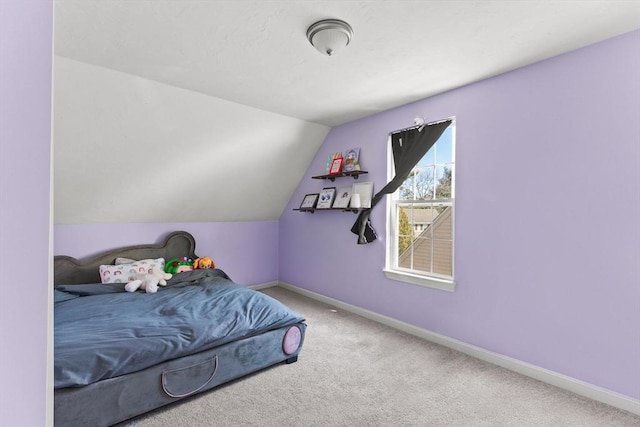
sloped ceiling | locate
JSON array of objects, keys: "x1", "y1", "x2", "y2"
[
  {"x1": 53, "y1": 57, "x2": 330, "y2": 223},
  {"x1": 53, "y1": 1, "x2": 640, "y2": 224}
]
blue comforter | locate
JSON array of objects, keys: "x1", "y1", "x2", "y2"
[{"x1": 54, "y1": 269, "x2": 304, "y2": 388}]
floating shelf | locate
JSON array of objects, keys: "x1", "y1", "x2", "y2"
[
  {"x1": 296, "y1": 168, "x2": 370, "y2": 214},
  {"x1": 293, "y1": 207, "x2": 367, "y2": 214},
  {"x1": 311, "y1": 170, "x2": 368, "y2": 182}
]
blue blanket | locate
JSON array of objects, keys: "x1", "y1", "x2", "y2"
[{"x1": 54, "y1": 269, "x2": 304, "y2": 388}]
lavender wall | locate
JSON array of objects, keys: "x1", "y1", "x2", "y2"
[
  {"x1": 280, "y1": 30, "x2": 640, "y2": 399},
  {"x1": 0, "y1": 0, "x2": 53, "y2": 425},
  {"x1": 54, "y1": 221, "x2": 279, "y2": 286}
]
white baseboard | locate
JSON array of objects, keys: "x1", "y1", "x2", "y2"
[
  {"x1": 274, "y1": 281, "x2": 640, "y2": 416},
  {"x1": 249, "y1": 281, "x2": 279, "y2": 291}
]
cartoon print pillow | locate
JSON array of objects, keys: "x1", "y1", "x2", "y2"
[{"x1": 99, "y1": 258, "x2": 165, "y2": 284}]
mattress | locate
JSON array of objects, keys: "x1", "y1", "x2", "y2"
[{"x1": 54, "y1": 268, "x2": 305, "y2": 388}]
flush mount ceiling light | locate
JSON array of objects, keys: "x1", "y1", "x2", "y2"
[{"x1": 306, "y1": 19, "x2": 353, "y2": 56}]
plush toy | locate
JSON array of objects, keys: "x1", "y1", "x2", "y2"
[
  {"x1": 165, "y1": 257, "x2": 193, "y2": 274},
  {"x1": 125, "y1": 267, "x2": 172, "y2": 293},
  {"x1": 193, "y1": 257, "x2": 215, "y2": 269}
]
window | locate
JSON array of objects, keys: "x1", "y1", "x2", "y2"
[{"x1": 385, "y1": 119, "x2": 456, "y2": 291}]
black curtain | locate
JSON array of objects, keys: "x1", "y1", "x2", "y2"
[{"x1": 351, "y1": 119, "x2": 452, "y2": 244}]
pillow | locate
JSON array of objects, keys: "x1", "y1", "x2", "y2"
[
  {"x1": 99, "y1": 258, "x2": 165, "y2": 284},
  {"x1": 115, "y1": 257, "x2": 137, "y2": 265}
]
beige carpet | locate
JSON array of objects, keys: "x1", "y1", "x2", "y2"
[{"x1": 119, "y1": 286, "x2": 639, "y2": 426}]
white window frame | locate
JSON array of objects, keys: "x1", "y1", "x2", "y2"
[{"x1": 384, "y1": 118, "x2": 456, "y2": 292}]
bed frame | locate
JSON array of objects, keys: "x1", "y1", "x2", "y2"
[{"x1": 53, "y1": 231, "x2": 306, "y2": 426}]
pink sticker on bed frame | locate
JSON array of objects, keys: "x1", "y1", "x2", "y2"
[{"x1": 282, "y1": 326, "x2": 301, "y2": 355}]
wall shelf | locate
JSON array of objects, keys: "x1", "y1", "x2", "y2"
[
  {"x1": 296, "y1": 167, "x2": 369, "y2": 213},
  {"x1": 311, "y1": 170, "x2": 368, "y2": 182},
  {"x1": 293, "y1": 208, "x2": 366, "y2": 214}
]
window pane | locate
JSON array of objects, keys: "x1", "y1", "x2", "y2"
[
  {"x1": 397, "y1": 206, "x2": 413, "y2": 256},
  {"x1": 398, "y1": 251, "x2": 412, "y2": 270},
  {"x1": 435, "y1": 165, "x2": 452, "y2": 199},
  {"x1": 433, "y1": 240, "x2": 453, "y2": 276},
  {"x1": 411, "y1": 237, "x2": 433, "y2": 274},
  {"x1": 432, "y1": 206, "x2": 452, "y2": 240},
  {"x1": 412, "y1": 205, "x2": 434, "y2": 238},
  {"x1": 414, "y1": 166, "x2": 435, "y2": 200},
  {"x1": 434, "y1": 129, "x2": 453, "y2": 164},
  {"x1": 399, "y1": 172, "x2": 415, "y2": 200}
]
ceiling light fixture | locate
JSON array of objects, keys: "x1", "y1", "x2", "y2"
[{"x1": 306, "y1": 19, "x2": 353, "y2": 57}]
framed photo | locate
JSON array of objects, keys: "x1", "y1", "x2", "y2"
[
  {"x1": 351, "y1": 181, "x2": 374, "y2": 208},
  {"x1": 299, "y1": 193, "x2": 319, "y2": 210},
  {"x1": 326, "y1": 151, "x2": 342, "y2": 173},
  {"x1": 343, "y1": 147, "x2": 361, "y2": 172},
  {"x1": 329, "y1": 157, "x2": 344, "y2": 175},
  {"x1": 332, "y1": 186, "x2": 352, "y2": 209},
  {"x1": 316, "y1": 187, "x2": 336, "y2": 209}
]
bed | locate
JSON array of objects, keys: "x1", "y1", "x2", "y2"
[{"x1": 53, "y1": 231, "x2": 306, "y2": 426}]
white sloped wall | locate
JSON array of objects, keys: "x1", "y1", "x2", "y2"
[{"x1": 53, "y1": 57, "x2": 329, "y2": 224}]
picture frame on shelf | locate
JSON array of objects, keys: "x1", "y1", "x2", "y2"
[
  {"x1": 329, "y1": 157, "x2": 344, "y2": 175},
  {"x1": 326, "y1": 151, "x2": 342, "y2": 173},
  {"x1": 351, "y1": 181, "x2": 374, "y2": 209},
  {"x1": 299, "y1": 193, "x2": 319, "y2": 210},
  {"x1": 316, "y1": 187, "x2": 337, "y2": 209},
  {"x1": 343, "y1": 147, "x2": 361, "y2": 172},
  {"x1": 332, "y1": 186, "x2": 352, "y2": 209}
]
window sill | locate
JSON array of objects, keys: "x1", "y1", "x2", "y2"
[{"x1": 383, "y1": 269, "x2": 456, "y2": 292}]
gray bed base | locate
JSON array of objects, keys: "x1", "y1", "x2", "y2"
[
  {"x1": 55, "y1": 323, "x2": 306, "y2": 426},
  {"x1": 53, "y1": 231, "x2": 306, "y2": 426}
]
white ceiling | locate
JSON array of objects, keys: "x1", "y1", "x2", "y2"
[
  {"x1": 54, "y1": 0, "x2": 640, "y2": 127},
  {"x1": 52, "y1": 1, "x2": 640, "y2": 225}
]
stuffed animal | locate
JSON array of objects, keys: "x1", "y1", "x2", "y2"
[
  {"x1": 193, "y1": 257, "x2": 215, "y2": 269},
  {"x1": 164, "y1": 257, "x2": 193, "y2": 274},
  {"x1": 125, "y1": 267, "x2": 172, "y2": 293}
]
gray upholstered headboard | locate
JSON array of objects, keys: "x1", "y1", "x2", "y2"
[{"x1": 53, "y1": 231, "x2": 198, "y2": 286}]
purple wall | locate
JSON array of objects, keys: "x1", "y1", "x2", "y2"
[
  {"x1": 280, "y1": 30, "x2": 640, "y2": 399},
  {"x1": 54, "y1": 222, "x2": 279, "y2": 286},
  {"x1": 0, "y1": 0, "x2": 53, "y2": 425}
]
